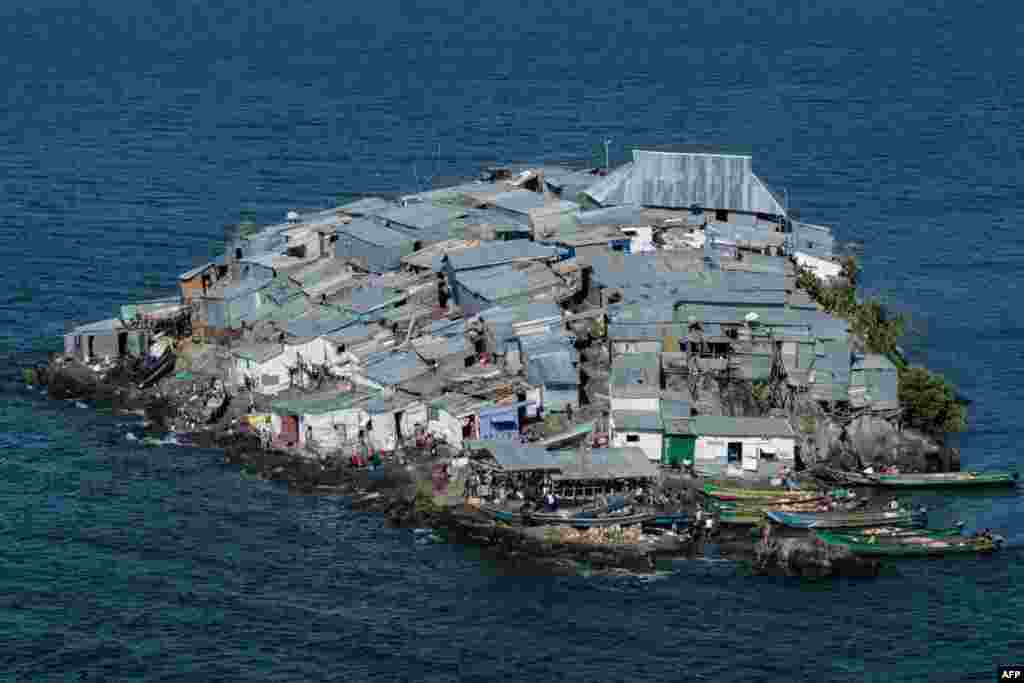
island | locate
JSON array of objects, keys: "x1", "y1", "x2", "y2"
[{"x1": 29, "y1": 146, "x2": 989, "y2": 577}]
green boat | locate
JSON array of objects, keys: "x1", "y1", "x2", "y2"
[
  {"x1": 816, "y1": 531, "x2": 999, "y2": 557},
  {"x1": 703, "y1": 483, "x2": 816, "y2": 500},
  {"x1": 873, "y1": 471, "x2": 1018, "y2": 488},
  {"x1": 823, "y1": 526, "x2": 964, "y2": 544},
  {"x1": 767, "y1": 509, "x2": 926, "y2": 530}
]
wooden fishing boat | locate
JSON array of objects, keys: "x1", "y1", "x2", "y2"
[
  {"x1": 766, "y1": 509, "x2": 926, "y2": 530},
  {"x1": 823, "y1": 526, "x2": 964, "y2": 544},
  {"x1": 644, "y1": 513, "x2": 690, "y2": 528},
  {"x1": 816, "y1": 531, "x2": 999, "y2": 557},
  {"x1": 482, "y1": 505, "x2": 656, "y2": 528},
  {"x1": 703, "y1": 483, "x2": 817, "y2": 501},
  {"x1": 873, "y1": 471, "x2": 1018, "y2": 488}
]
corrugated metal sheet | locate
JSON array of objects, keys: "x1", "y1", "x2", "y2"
[
  {"x1": 527, "y1": 353, "x2": 578, "y2": 386},
  {"x1": 576, "y1": 205, "x2": 648, "y2": 226},
  {"x1": 374, "y1": 204, "x2": 467, "y2": 231},
  {"x1": 789, "y1": 222, "x2": 835, "y2": 259},
  {"x1": 613, "y1": 410, "x2": 662, "y2": 432},
  {"x1": 338, "y1": 197, "x2": 396, "y2": 215},
  {"x1": 336, "y1": 218, "x2": 411, "y2": 247},
  {"x1": 551, "y1": 447, "x2": 657, "y2": 480},
  {"x1": 231, "y1": 343, "x2": 284, "y2": 363},
  {"x1": 689, "y1": 416, "x2": 793, "y2": 438},
  {"x1": 69, "y1": 318, "x2": 124, "y2": 335},
  {"x1": 465, "y1": 440, "x2": 559, "y2": 471},
  {"x1": 285, "y1": 316, "x2": 355, "y2": 339},
  {"x1": 490, "y1": 190, "x2": 578, "y2": 216},
  {"x1": 362, "y1": 352, "x2": 427, "y2": 387},
  {"x1": 436, "y1": 240, "x2": 557, "y2": 272},
  {"x1": 583, "y1": 150, "x2": 786, "y2": 215}
]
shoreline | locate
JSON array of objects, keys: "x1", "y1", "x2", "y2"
[{"x1": 31, "y1": 359, "x2": 889, "y2": 577}]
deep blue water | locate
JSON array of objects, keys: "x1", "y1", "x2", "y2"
[{"x1": 2, "y1": 1, "x2": 1023, "y2": 680}]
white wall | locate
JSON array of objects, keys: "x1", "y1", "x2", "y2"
[
  {"x1": 234, "y1": 354, "x2": 293, "y2": 395},
  {"x1": 610, "y1": 395, "x2": 660, "y2": 413},
  {"x1": 612, "y1": 341, "x2": 661, "y2": 355},
  {"x1": 398, "y1": 402, "x2": 428, "y2": 442},
  {"x1": 612, "y1": 430, "x2": 663, "y2": 462},
  {"x1": 428, "y1": 408, "x2": 464, "y2": 450},
  {"x1": 695, "y1": 435, "x2": 795, "y2": 474},
  {"x1": 794, "y1": 252, "x2": 841, "y2": 280},
  {"x1": 303, "y1": 408, "x2": 368, "y2": 451},
  {"x1": 367, "y1": 413, "x2": 398, "y2": 452}
]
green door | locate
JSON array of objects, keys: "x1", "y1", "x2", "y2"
[{"x1": 662, "y1": 435, "x2": 696, "y2": 466}]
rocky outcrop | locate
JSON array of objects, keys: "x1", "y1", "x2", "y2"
[{"x1": 756, "y1": 535, "x2": 879, "y2": 577}]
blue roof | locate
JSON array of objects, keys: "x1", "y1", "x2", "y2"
[
  {"x1": 362, "y1": 352, "x2": 426, "y2": 386},
  {"x1": 285, "y1": 316, "x2": 356, "y2": 339},
  {"x1": 576, "y1": 205, "x2": 646, "y2": 226},
  {"x1": 373, "y1": 204, "x2": 466, "y2": 231},
  {"x1": 455, "y1": 264, "x2": 531, "y2": 302},
  {"x1": 435, "y1": 240, "x2": 557, "y2": 272},
  {"x1": 220, "y1": 273, "x2": 276, "y2": 301},
  {"x1": 527, "y1": 353, "x2": 578, "y2": 386},
  {"x1": 337, "y1": 218, "x2": 412, "y2": 247},
  {"x1": 323, "y1": 322, "x2": 374, "y2": 343},
  {"x1": 490, "y1": 190, "x2": 578, "y2": 215},
  {"x1": 179, "y1": 254, "x2": 227, "y2": 281},
  {"x1": 464, "y1": 440, "x2": 560, "y2": 471}
]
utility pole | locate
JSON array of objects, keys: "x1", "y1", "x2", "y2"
[{"x1": 604, "y1": 138, "x2": 612, "y2": 172}]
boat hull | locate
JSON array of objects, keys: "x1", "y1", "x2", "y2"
[
  {"x1": 816, "y1": 531, "x2": 997, "y2": 557},
  {"x1": 767, "y1": 510, "x2": 926, "y2": 530},
  {"x1": 873, "y1": 472, "x2": 1018, "y2": 488}
]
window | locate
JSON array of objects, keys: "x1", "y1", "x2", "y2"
[
  {"x1": 715, "y1": 209, "x2": 729, "y2": 222},
  {"x1": 626, "y1": 434, "x2": 640, "y2": 443},
  {"x1": 727, "y1": 441, "x2": 743, "y2": 465}
]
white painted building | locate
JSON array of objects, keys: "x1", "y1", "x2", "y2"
[
  {"x1": 690, "y1": 416, "x2": 795, "y2": 478},
  {"x1": 610, "y1": 410, "x2": 663, "y2": 461}
]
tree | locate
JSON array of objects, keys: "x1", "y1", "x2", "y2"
[{"x1": 898, "y1": 366, "x2": 966, "y2": 434}]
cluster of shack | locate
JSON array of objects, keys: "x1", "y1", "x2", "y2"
[{"x1": 58, "y1": 145, "x2": 906, "y2": 535}]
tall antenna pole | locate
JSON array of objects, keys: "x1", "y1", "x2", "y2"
[{"x1": 604, "y1": 138, "x2": 612, "y2": 172}]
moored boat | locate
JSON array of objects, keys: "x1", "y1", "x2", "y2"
[
  {"x1": 703, "y1": 483, "x2": 818, "y2": 501},
  {"x1": 766, "y1": 509, "x2": 926, "y2": 530},
  {"x1": 816, "y1": 531, "x2": 1000, "y2": 557},
  {"x1": 481, "y1": 504, "x2": 656, "y2": 528},
  {"x1": 873, "y1": 471, "x2": 1018, "y2": 488},
  {"x1": 823, "y1": 526, "x2": 964, "y2": 544}
]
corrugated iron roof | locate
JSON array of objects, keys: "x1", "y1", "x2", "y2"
[
  {"x1": 689, "y1": 415, "x2": 794, "y2": 438},
  {"x1": 335, "y1": 218, "x2": 413, "y2": 247},
  {"x1": 230, "y1": 342, "x2": 284, "y2": 364},
  {"x1": 582, "y1": 150, "x2": 786, "y2": 216},
  {"x1": 436, "y1": 240, "x2": 557, "y2": 272},
  {"x1": 284, "y1": 315, "x2": 356, "y2": 339},
  {"x1": 69, "y1": 318, "x2": 125, "y2": 335},
  {"x1": 552, "y1": 447, "x2": 657, "y2": 480},
  {"x1": 465, "y1": 440, "x2": 561, "y2": 472},
  {"x1": 613, "y1": 410, "x2": 662, "y2": 432},
  {"x1": 362, "y1": 352, "x2": 428, "y2": 386},
  {"x1": 490, "y1": 190, "x2": 578, "y2": 216},
  {"x1": 373, "y1": 204, "x2": 467, "y2": 231}
]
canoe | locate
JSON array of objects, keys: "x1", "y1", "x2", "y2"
[
  {"x1": 873, "y1": 471, "x2": 1018, "y2": 488},
  {"x1": 482, "y1": 505, "x2": 655, "y2": 528},
  {"x1": 816, "y1": 531, "x2": 998, "y2": 557},
  {"x1": 823, "y1": 527, "x2": 964, "y2": 544},
  {"x1": 644, "y1": 513, "x2": 690, "y2": 528},
  {"x1": 767, "y1": 509, "x2": 926, "y2": 530},
  {"x1": 703, "y1": 483, "x2": 816, "y2": 500}
]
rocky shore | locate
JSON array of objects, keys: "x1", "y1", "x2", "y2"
[{"x1": 25, "y1": 355, "x2": 900, "y2": 578}]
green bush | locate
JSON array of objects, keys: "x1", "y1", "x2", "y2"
[{"x1": 898, "y1": 366, "x2": 966, "y2": 434}]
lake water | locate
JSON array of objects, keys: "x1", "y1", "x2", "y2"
[{"x1": 1, "y1": 2, "x2": 1021, "y2": 680}]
